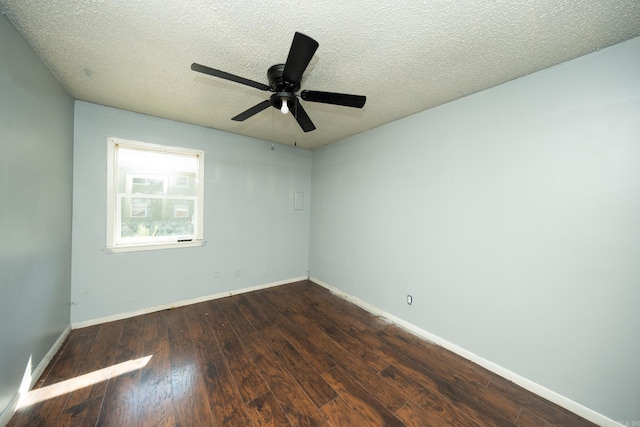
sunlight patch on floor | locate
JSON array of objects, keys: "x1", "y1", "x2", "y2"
[{"x1": 17, "y1": 355, "x2": 152, "y2": 409}]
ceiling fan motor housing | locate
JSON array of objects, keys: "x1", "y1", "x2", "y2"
[
  {"x1": 268, "y1": 64, "x2": 299, "y2": 110},
  {"x1": 267, "y1": 64, "x2": 299, "y2": 92}
]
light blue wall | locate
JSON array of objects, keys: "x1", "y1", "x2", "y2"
[
  {"x1": 0, "y1": 15, "x2": 74, "y2": 416},
  {"x1": 310, "y1": 37, "x2": 640, "y2": 421},
  {"x1": 71, "y1": 102, "x2": 311, "y2": 324}
]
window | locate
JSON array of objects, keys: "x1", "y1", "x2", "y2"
[
  {"x1": 106, "y1": 137, "x2": 205, "y2": 252},
  {"x1": 130, "y1": 202, "x2": 148, "y2": 218},
  {"x1": 174, "y1": 205, "x2": 189, "y2": 218},
  {"x1": 174, "y1": 175, "x2": 189, "y2": 188}
]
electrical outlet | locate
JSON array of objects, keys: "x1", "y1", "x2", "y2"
[
  {"x1": 235, "y1": 269, "x2": 241, "y2": 277},
  {"x1": 407, "y1": 295, "x2": 413, "y2": 305},
  {"x1": 213, "y1": 271, "x2": 219, "y2": 278}
]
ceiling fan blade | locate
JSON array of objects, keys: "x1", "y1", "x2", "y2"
[
  {"x1": 301, "y1": 90, "x2": 366, "y2": 108},
  {"x1": 231, "y1": 100, "x2": 272, "y2": 121},
  {"x1": 191, "y1": 63, "x2": 270, "y2": 91},
  {"x1": 282, "y1": 32, "x2": 319, "y2": 86},
  {"x1": 291, "y1": 100, "x2": 316, "y2": 132}
]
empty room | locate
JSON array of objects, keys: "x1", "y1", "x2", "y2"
[{"x1": 1, "y1": 1, "x2": 639, "y2": 426}]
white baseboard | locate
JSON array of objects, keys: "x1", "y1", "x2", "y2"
[
  {"x1": 309, "y1": 277, "x2": 622, "y2": 427},
  {"x1": 71, "y1": 276, "x2": 308, "y2": 330},
  {"x1": 0, "y1": 325, "x2": 71, "y2": 427}
]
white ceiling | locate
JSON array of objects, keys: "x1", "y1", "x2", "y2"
[{"x1": 2, "y1": 1, "x2": 640, "y2": 149}]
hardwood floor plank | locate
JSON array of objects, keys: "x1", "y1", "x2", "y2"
[
  {"x1": 246, "y1": 391, "x2": 292, "y2": 426},
  {"x1": 319, "y1": 397, "x2": 369, "y2": 426},
  {"x1": 286, "y1": 306, "x2": 391, "y2": 373},
  {"x1": 186, "y1": 304, "x2": 254, "y2": 426},
  {"x1": 143, "y1": 310, "x2": 161, "y2": 342},
  {"x1": 313, "y1": 319, "x2": 392, "y2": 372},
  {"x1": 379, "y1": 324, "x2": 493, "y2": 389},
  {"x1": 295, "y1": 283, "x2": 371, "y2": 332},
  {"x1": 395, "y1": 401, "x2": 445, "y2": 427},
  {"x1": 293, "y1": 283, "x2": 392, "y2": 351},
  {"x1": 516, "y1": 408, "x2": 555, "y2": 427},
  {"x1": 205, "y1": 300, "x2": 270, "y2": 403},
  {"x1": 380, "y1": 322, "x2": 589, "y2": 427},
  {"x1": 488, "y1": 377, "x2": 598, "y2": 427},
  {"x1": 217, "y1": 297, "x2": 257, "y2": 337},
  {"x1": 95, "y1": 315, "x2": 146, "y2": 427},
  {"x1": 30, "y1": 330, "x2": 76, "y2": 391},
  {"x1": 322, "y1": 366, "x2": 405, "y2": 427},
  {"x1": 376, "y1": 327, "x2": 528, "y2": 424},
  {"x1": 243, "y1": 331, "x2": 330, "y2": 427},
  {"x1": 231, "y1": 293, "x2": 273, "y2": 331},
  {"x1": 380, "y1": 363, "x2": 482, "y2": 426},
  {"x1": 57, "y1": 395, "x2": 103, "y2": 427},
  {"x1": 261, "y1": 286, "x2": 400, "y2": 389},
  {"x1": 299, "y1": 282, "x2": 392, "y2": 336},
  {"x1": 258, "y1": 323, "x2": 337, "y2": 408},
  {"x1": 63, "y1": 320, "x2": 124, "y2": 411},
  {"x1": 7, "y1": 327, "x2": 100, "y2": 427},
  {"x1": 249, "y1": 292, "x2": 336, "y2": 374},
  {"x1": 136, "y1": 311, "x2": 175, "y2": 427},
  {"x1": 262, "y1": 308, "x2": 339, "y2": 368},
  {"x1": 165, "y1": 308, "x2": 215, "y2": 427},
  {"x1": 272, "y1": 301, "x2": 409, "y2": 413},
  {"x1": 55, "y1": 320, "x2": 125, "y2": 427},
  {"x1": 380, "y1": 352, "x2": 512, "y2": 427}
]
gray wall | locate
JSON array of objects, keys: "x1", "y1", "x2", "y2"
[
  {"x1": 0, "y1": 15, "x2": 74, "y2": 416},
  {"x1": 309, "y1": 36, "x2": 640, "y2": 421},
  {"x1": 71, "y1": 102, "x2": 311, "y2": 324}
]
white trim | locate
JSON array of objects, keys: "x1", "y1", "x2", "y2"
[
  {"x1": 71, "y1": 276, "x2": 308, "y2": 330},
  {"x1": 103, "y1": 239, "x2": 205, "y2": 253},
  {"x1": 308, "y1": 277, "x2": 623, "y2": 427},
  {"x1": 0, "y1": 325, "x2": 71, "y2": 427},
  {"x1": 120, "y1": 194, "x2": 197, "y2": 201}
]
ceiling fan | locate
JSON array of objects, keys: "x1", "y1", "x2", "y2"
[{"x1": 191, "y1": 32, "x2": 366, "y2": 132}]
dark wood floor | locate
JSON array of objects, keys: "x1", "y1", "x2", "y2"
[{"x1": 8, "y1": 280, "x2": 595, "y2": 426}]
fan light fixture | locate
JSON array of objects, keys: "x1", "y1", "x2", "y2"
[{"x1": 281, "y1": 98, "x2": 289, "y2": 115}]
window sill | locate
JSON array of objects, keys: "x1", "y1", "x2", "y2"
[{"x1": 103, "y1": 240, "x2": 206, "y2": 254}]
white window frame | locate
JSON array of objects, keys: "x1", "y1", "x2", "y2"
[{"x1": 105, "y1": 137, "x2": 205, "y2": 253}]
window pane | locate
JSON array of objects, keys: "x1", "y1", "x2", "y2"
[
  {"x1": 120, "y1": 197, "x2": 195, "y2": 241},
  {"x1": 116, "y1": 147, "x2": 198, "y2": 197},
  {"x1": 117, "y1": 147, "x2": 198, "y2": 174}
]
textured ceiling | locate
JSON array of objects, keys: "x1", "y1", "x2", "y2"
[{"x1": 2, "y1": 1, "x2": 640, "y2": 149}]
